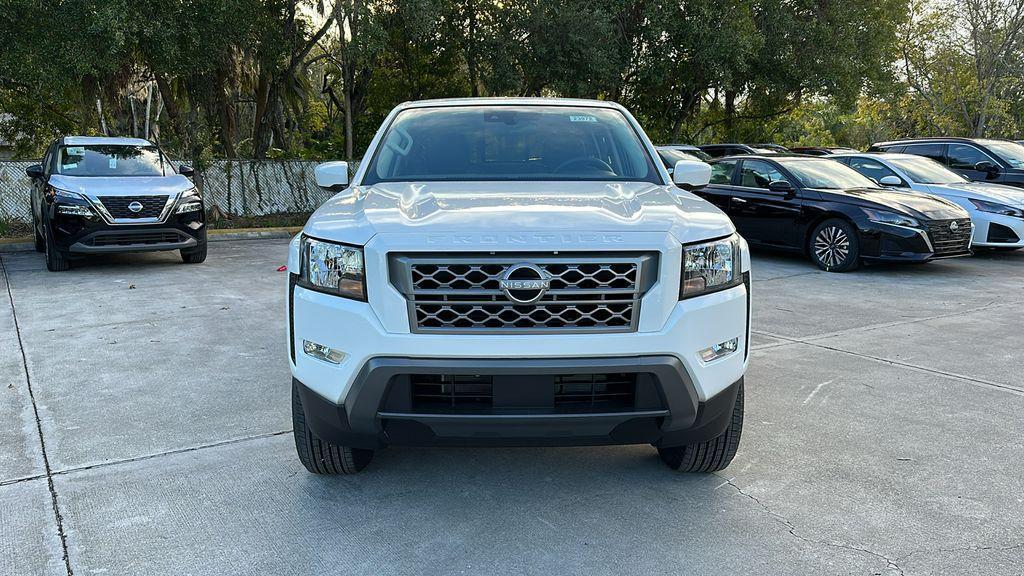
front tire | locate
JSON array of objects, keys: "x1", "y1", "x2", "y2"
[
  {"x1": 809, "y1": 218, "x2": 860, "y2": 272},
  {"x1": 43, "y1": 225, "x2": 70, "y2": 272},
  {"x1": 658, "y1": 383, "x2": 744, "y2": 472},
  {"x1": 180, "y1": 243, "x2": 207, "y2": 264},
  {"x1": 292, "y1": 382, "x2": 373, "y2": 475}
]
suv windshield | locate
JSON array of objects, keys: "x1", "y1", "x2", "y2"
[
  {"x1": 888, "y1": 156, "x2": 966, "y2": 184},
  {"x1": 780, "y1": 158, "x2": 877, "y2": 189},
  {"x1": 980, "y1": 140, "x2": 1024, "y2": 169},
  {"x1": 362, "y1": 106, "x2": 660, "y2": 184},
  {"x1": 55, "y1": 145, "x2": 167, "y2": 177}
]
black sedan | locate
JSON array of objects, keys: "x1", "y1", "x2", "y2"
[{"x1": 696, "y1": 155, "x2": 973, "y2": 271}]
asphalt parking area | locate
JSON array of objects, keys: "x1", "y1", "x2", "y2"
[{"x1": 2, "y1": 239, "x2": 1023, "y2": 575}]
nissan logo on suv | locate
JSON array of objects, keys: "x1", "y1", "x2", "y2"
[
  {"x1": 498, "y1": 263, "x2": 552, "y2": 304},
  {"x1": 128, "y1": 201, "x2": 144, "y2": 213}
]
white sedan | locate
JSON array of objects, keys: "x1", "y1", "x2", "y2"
[{"x1": 835, "y1": 152, "x2": 1024, "y2": 250}]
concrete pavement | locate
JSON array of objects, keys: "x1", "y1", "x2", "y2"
[{"x1": 1, "y1": 239, "x2": 1022, "y2": 575}]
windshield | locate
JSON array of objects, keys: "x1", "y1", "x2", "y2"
[
  {"x1": 981, "y1": 140, "x2": 1024, "y2": 169},
  {"x1": 658, "y1": 148, "x2": 704, "y2": 167},
  {"x1": 55, "y1": 145, "x2": 167, "y2": 177},
  {"x1": 780, "y1": 158, "x2": 877, "y2": 189},
  {"x1": 888, "y1": 156, "x2": 966, "y2": 184},
  {"x1": 362, "y1": 106, "x2": 661, "y2": 184}
]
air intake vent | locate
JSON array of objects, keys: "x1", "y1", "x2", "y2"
[
  {"x1": 553, "y1": 373, "x2": 636, "y2": 411},
  {"x1": 411, "y1": 375, "x2": 493, "y2": 412}
]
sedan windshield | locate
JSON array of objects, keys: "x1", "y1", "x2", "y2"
[
  {"x1": 55, "y1": 145, "x2": 168, "y2": 177},
  {"x1": 780, "y1": 158, "x2": 877, "y2": 189},
  {"x1": 362, "y1": 106, "x2": 661, "y2": 184},
  {"x1": 888, "y1": 156, "x2": 967, "y2": 184},
  {"x1": 981, "y1": 140, "x2": 1024, "y2": 169}
]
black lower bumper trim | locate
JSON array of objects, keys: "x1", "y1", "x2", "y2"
[
  {"x1": 69, "y1": 228, "x2": 200, "y2": 253},
  {"x1": 294, "y1": 356, "x2": 742, "y2": 449}
]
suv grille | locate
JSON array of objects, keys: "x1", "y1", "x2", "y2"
[
  {"x1": 927, "y1": 218, "x2": 972, "y2": 255},
  {"x1": 390, "y1": 253, "x2": 657, "y2": 333},
  {"x1": 87, "y1": 231, "x2": 184, "y2": 247},
  {"x1": 97, "y1": 195, "x2": 169, "y2": 219}
]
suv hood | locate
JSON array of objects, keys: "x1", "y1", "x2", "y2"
[
  {"x1": 814, "y1": 187, "x2": 968, "y2": 220},
  {"x1": 48, "y1": 174, "x2": 195, "y2": 197},
  {"x1": 921, "y1": 182, "x2": 1024, "y2": 208},
  {"x1": 303, "y1": 181, "x2": 735, "y2": 245}
]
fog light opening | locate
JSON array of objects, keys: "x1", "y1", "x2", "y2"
[
  {"x1": 699, "y1": 338, "x2": 739, "y2": 363},
  {"x1": 302, "y1": 340, "x2": 346, "y2": 364}
]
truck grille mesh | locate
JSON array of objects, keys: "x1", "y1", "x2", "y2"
[{"x1": 390, "y1": 254, "x2": 656, "y2": 333}]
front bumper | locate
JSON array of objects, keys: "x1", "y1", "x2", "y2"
[
  {"x1": 971, "y1": 213, "x2": 1024, "y2": 248},
  {"x1": 858, "y1": 220, "x2": 972, "y2": 262},
  {"x1": 49, "y1": 205, "x2": 206, "y2": 254}
]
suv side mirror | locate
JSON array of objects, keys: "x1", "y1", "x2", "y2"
[
  {"x1": 878, "y1": 175, "x2": 902, "y2": 186},
  {"x1": 672, "y1": 159, "x2": 711, "y2": 190},
  {"x1": 315, "y1": 161, "x2": 350, "y2": 190},
  {"x1": 974, "y1": 160, "x2": 999, "y2": 175},
  {"x1": 178, "y1": 164, "x2": 195, "y2": 178},
  {"x1": 767, "y1": 180, "x2": 795, "y2": 194},
  {"x1": 26, "y1": 164, "x2": 44, "y2": 179}
]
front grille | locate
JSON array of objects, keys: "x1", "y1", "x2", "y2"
[
  {"x1": 87, "y1": 231, "x2": 183, "y2": 247},
  {"x1": 390, "y1": 253, "x2": 657, "y2": 333},
  {"x1": 927, "y1": 218, "x2": 972, "y2": 255},
  {"x1": 97, "y1": 195, "x2": 169, "y2": 219},
  {"x1": 411, "y1": 375, "x2": 493, "y2": 412},
  {"x1": 553, "y1": 373, "x2": 636, "y2": 411}
]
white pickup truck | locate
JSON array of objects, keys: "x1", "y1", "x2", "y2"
[{"x1": 287, "y1": 98, "x2": 751, "y2": 474}]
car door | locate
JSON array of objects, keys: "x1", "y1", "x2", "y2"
[
  {"x1": 691, "y1": 159, "x2": 737, "y2": 214},
  {"x1": 721, "y1": 159, "x2": 802, "y2": 249},
  {"x1": 946, "y1": 143, "x2": 1000, "y2": 182}
]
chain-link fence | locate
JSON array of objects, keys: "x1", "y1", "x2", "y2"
[{"x1": 0, "y1": 159, "x2": 344, "y2": 225}]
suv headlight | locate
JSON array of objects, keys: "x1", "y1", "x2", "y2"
[
  {"x1": 862, "y1": 208, "x2": 921, "y2": 228},
  {"x1": 680, "y1": 234, "x2": 742, "y2": 299},
  {"x1": 175, "y1": 188, "x2": 203, "y2": 214},
  {"x1": 970, "y1": 198, "x2": 1024, "y2": 218},
  {"x1": 298, "y1": 236, "x2": 366, "y2": 301}
]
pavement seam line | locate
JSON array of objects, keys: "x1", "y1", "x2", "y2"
[
  {"x1": 49, "y1": 429, "x2": 293, "y2": 478},
  {"x1": 752, "y1": 331, "x2": 1024, "y2": 396},
  {"x1": 0, "y1": 254, "x2": 75, "y2": 576},
  {"x1": 712, "y1": 474, "x2": 906, "y2": 576}
]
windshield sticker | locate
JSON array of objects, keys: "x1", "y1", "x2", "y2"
[
  {"x1": 569, "y1": 115, "x2": 598, "y2": 123},
  {"x1": 62, "y1": 163, "x2": 78, "y2": 170},
  {"x1": 108, "y1": 158, "x2": 117, "y2": 169},
  {"x1": 65, "y1": 146, "x2": 85, "y2": 156}
]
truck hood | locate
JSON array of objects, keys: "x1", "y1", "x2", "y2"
[
  {"x1": 814, "y1": 187, "x2": 968, "y2": 220},
  {"x1": 303, "y1": 181, "x2": 735, "y2": 245},
  {"x1": 47, "y1": 174, "x2": 196, "y2": 197},
  {"x1": 921, "y1": 182, "x2": 1024, "y2": 208}
]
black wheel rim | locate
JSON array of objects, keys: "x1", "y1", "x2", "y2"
[{"x1": 814, "y1": 226, "x2": 850, "y2": 268}]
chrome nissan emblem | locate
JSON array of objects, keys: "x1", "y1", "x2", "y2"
[
  {"x1": 949, "y1": 221, "x2": 959, "y2": 232},
  {"x1": 499, "y1": 263, "x2": 551, "y2": 304},
  {"x1": 128, "y1": 201, "x2": 144, "y2": 213}
]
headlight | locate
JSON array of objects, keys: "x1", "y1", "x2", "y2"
[
  {"x1": 299, "y1": 236, "x2": 366, "y2": 300},
  {"x1": 176, "y1": 188, "x2": 203, "y2": 214},
  {"x1": 862, "y1": 208, "x2": 921, "y2": 228},
  {"x1": 970, "y1": 198, "x2": 1024, "y2": 218},
  {"x1": 680, "y1": 234, "x2": 742, "y2": 299},
  {"x1": 45, "y1": 185, "x2": 84, "y2": 202}
]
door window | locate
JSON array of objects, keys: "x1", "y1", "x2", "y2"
[
  {"x1": 902, "y1": 143, "x2": 946, "y2": 163},
  {"x1": 709, "y1": 160, "x2": 737, "y2": 184},
  {"x1": 848, "y1": 158, "x2": 899, "y2": 183},
  {"x1": 947, "y1": 144, "x2": 992, "y2": 169},
  {"x1": 739, "y1": 160, "x2": 786, "y2": 189}
]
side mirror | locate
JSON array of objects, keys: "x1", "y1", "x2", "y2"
[
  {"x1": 178, "y1": 164, "x2": 195, "y2": 178},
  {"x1": 767, "y1": 180, "x2": 795, "y2": 194},
  {"x1": 878, "y1": 175, "x2": 902, "y2": 186},
  {"x1": 26, "y1": 164, "x2": 43, "y2": 179},
  {"x1": 974, "y1": 161, "x2": 999, "y2": 175},
  {"x1": 315, "y1": 161, "x2": 350, "y2": 190},
  {"x1": 672, "y1": 159, "x2": 711, "y2": 190}
]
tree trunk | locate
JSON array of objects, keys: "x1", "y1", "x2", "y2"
[{"x1": 724, "y1": 90, "x2": 737, "y2": 141}]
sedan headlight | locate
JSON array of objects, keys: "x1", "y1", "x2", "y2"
[
  {"x1": 680, "y1": 234, "x2": 742, "y2": 299},
  {"x1": 299, "y1": 236, "x2": 366, "y2": 300},
  {"x1": 970, "y1": 198, "x2": 1024, "y2": 218},
  {"x1": 862, "y1": 208, "x2": 921, "y2": 228}
]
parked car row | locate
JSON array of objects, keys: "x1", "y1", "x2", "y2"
[{"x1": 656, "y1": 136, "x2": 1024, "y2": 271}]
